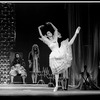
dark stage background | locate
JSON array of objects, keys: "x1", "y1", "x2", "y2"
[{"x1": 12, "y1": 3, "x2": 100, "y2": 85}]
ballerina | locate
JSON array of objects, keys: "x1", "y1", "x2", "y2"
[{"x1": 38, "y1": 22, "x2": 81, "y2": 92}]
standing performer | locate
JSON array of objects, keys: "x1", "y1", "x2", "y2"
[
  {"x1": 38, "y1": 22, "x2": 81, "y2": 92},
  {"x1": 10, "y1": 53, "x2": 27, "y2": 84},
  {"x1": 61, "y1": 68, "x2": 69, "y2": 90},
  {"x1": 28, "y1": 44, "x2": 39, "y2": 84}
]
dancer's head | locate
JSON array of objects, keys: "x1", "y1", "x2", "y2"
[{"x1": 46, "y1": 31, "x2": 53, "y2": 40}]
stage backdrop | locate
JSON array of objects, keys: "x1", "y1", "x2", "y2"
[
  {"x1": 14, "y1": 3, "x2": 100, "y2": 85},
  {"x1": 67, "y1": 3, "x2": 100, "y2": 85}
]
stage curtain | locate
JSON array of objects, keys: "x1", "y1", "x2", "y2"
[{"x1": 67, "y1": 3, "x2": 99, "y2": 86}]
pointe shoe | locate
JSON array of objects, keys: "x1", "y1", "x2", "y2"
[
  {"x1": 10, "y1": 80, "x2": 14, "y2": 84},
  {"x1": 23, "y1": 82, "x2": 26, "y2": 84},
  {"x1": 62, "y1": 86, "x2": 64, "y2": 90},
  {"x1": 53, "y1": 86, "x2": 58, "y2": 92}
]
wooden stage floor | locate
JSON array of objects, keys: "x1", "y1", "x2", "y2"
[{"x1": 0, "y1": 84, "x2": 100, "y2": 96}]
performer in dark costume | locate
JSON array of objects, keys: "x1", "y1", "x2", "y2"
[
  {"x1": 28, "y1": 44, "x2": 39, "y2": 84},
  {"x1": 10, "y1": 53, "x2": 27, "y2": 84},
  {"x1": 61, "y1": 68, "x2": 69, "y2": 90}
]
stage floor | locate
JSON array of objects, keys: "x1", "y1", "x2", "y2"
[{"x1": 0, "y1": 84, "x2": 99, "y2": 96}]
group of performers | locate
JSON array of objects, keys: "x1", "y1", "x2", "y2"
[
  {"x1": 6, "y1": 21, "x2": 100, "y2": 92},
  {"x1": 9, "y1": 44, "x2": 39, "y2": 84},
  {"x1": 10, "y1": 21, "x2": 100, "y2": 92},
  {"x1": 8, "y1": 22, "x2": 81, "y2": 92}
]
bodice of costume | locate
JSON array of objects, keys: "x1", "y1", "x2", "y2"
[
  {"x1": 12, "y1": 58, "x2": 24, "y2": 66},
  {"x1": 49, "y1": 41, "x2": 59, "y2": 51},
  {"x1": 49, "y1": 41, "x2": 62, "y2": 59},
  {"x1": 28, "y1": 52, "x2": 38, "y2": 63}
]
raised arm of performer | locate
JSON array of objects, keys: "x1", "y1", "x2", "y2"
[
  {"x1": 38, "y1": 25, "x2": 51, "y2": 46},
  {"x1": 68, "y1": 26, "x2": 81, "y2": 45}
]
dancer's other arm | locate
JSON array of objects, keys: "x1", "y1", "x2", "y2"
[{"x1": 68, "y1": 26, "x2": 81, "y2": 45}]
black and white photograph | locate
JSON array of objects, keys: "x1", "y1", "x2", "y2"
[{"x1": 0, "y1": 1, "x2": 100, "y2": 97}]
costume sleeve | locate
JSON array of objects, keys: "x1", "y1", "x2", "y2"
[
  {"x1": 28, "y1": 52, "x2": 33, "y2": 61},
  {"x1": 21, "y1": 59, "x2": 26, "y2": 67}
]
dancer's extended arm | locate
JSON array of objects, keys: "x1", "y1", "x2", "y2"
[
  {"x1": 38, "y1": 25, "x2": 51, "y2": 46},
  {"x1": 69, "y1": 26, "x2": 81, "y2": 45}
]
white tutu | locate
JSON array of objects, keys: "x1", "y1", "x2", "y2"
[{"x1": 49, "y1": 39, "x2": 72, "y2": 74}]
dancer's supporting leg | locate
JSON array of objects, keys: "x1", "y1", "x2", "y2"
[
  {"x1": 35, "y1": 73, "x2": 37, "y2": 84},
  {"x1": 32, "y1": 73, "x2": 35, "y2": 83},
  {"x1": 53, "y1": 74, "x2": 59, "y2": 92}
]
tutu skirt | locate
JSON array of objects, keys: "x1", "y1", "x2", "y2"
[{"x1": 49, "y1": 43, "x2": 72, "y2": 75}]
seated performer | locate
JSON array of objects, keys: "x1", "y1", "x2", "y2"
[
  {"x1": 28, "y1": 44, "x2": 39, "y2": 84},
  {"x1": 10, "y1": 53, "x2": 27, "y2": 84},
  {"x1": 38, "y1": 22, "x2": 81, "y2": 92}
]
